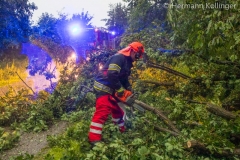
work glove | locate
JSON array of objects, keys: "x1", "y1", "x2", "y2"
[{"x1": 116, "y1": 87, "x2": 125, "y2": 97}]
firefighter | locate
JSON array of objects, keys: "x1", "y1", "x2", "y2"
[{"x1": 88, "y1": 42, "x2": 145, "y2": 145}]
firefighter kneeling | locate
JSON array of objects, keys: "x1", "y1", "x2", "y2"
[{"x1": 88, "y1": 42, "x2": 145, "y2": 146}]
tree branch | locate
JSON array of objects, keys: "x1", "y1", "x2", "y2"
[
  {"x1": 135, "y1": 100, "x2": 180, "y2": 133},
  {"x1": 15, "y1": 72, "x2": 35, "y2": 94},
  {"x1": 206, "y1": 103, "x2": 237, "y2": 120},
  {"x1": 141, "y1": 80, "x2": 175, "y2": 86}
]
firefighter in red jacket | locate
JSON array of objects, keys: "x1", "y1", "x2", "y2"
[{"x1": 88, "y1": 42, "x2": 145, "y2": 144}]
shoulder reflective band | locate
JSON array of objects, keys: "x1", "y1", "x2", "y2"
[{"x1": 108, "y1": 64, "x2": 121, "y2": 72}]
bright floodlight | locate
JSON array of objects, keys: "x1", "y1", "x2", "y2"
[
  {"x1": 111, "y1": 31, "x2": 115, "y2": 35},
  {"x1": 69, "y1": 23, "x2": 82, "y2": 36}
]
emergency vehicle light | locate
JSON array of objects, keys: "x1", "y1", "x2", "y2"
[{"x1": 69, "y1": 23, "x2": 82, "y2": 36}]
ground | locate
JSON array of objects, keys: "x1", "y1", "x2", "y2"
[{"x1": 0, "y1": 121, "x2": 69, "y2": 160}]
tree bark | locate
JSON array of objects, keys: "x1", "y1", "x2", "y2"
[
  {"x1": 206, "y1": 103, "x2": 237, "y2": 120},
  {"x1": 135, "y1": 100, "x2": 180, "y2": 133},
  {"x1": 141, "y1": 80, "x2": 175, "y2": 86}
]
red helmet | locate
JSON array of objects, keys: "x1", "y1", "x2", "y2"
[{"x1": 118, "y1": 41, "x2": 145, "y2": 58}]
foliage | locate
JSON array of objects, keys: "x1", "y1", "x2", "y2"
[
  {"x1": 19, "y1": 103, "x2": 53, "y2": 132},
  {"x1": 0, "y1": 62, "x2": 27, "y2": 87},
  {"x1": 0, "y1": 0, "x2": 37, "y2": 51},
  {"x1": 41, "y1": 107, "x2": 220, "y2": 160},
  {"x1": 0, "y1": 88, "x2": 32, "y2": 126},
  {"x1": 124, "y1": 0, "x2": 168, "y2": 32},
  {"x1": 10, "y1": 153, "x2": 34, "y2": 160},
  {"x1": 34, "y1": 13, "x2": 61, "y2": 44},
  {"x1": 168, "y1": 0, "x2": 240, "y2": 60},
  {"x1": 0, "y1": 127, "x2": 20, "y2": 152},
  {"x1": 104, "y1": 3, "x2": 128, "y2": 36},
  {"x1": 0, "y1": 47, "x2": 28, "y2": 86}
]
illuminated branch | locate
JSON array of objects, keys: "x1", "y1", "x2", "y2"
[
  {"x1": 147, "y1": 62, "x2": 191, "y2": 79},
  {"x1": 141, "y1": 80, "x2": 175, "y2": 86},
  {"x1": 15, "y1": 72, "x2": 35, "y2": 94}
]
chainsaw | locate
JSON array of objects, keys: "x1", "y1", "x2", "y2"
[
  {"x1": 118, "y1": 92, "x2": 145, "y2": 113},
  {"x1": 114, "y1": 92, "x2": 145, "y2": 128}
]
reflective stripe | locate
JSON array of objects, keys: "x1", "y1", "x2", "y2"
[
  {"x1": 112, "y1": 118, "x2": 120, "y2": 122},
  {"x1": 91, "y1": 122, "x2": 103, "y2": 128},
  {"x1": 118, "y1": 122, "x2": 124, "y2": 127},
  {"x1": 94, "y1": 81, "x2": 113, "y2": 94},
  {"x1": 90, "y1": 128, "x2": 102, "y2": 134},
  {"x1": 108, "y1": 64, "x2": 121, "y2": 72}
]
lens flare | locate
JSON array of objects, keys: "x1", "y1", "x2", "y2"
[
  {"x1": 111, "y1": 31, "x2": 115, "y2": 35},
  {"x1": 68, "y1": 23, "x2": 82, "y2": 36}
]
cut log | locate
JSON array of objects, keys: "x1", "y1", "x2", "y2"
[
  {"x1": 206, "y1": 103, "x2": 237, "y2": 120},
  {"x1": 187, "y1": 140, "x2": 202, "y2": 148},
  {"x1": 135, "y1": 100, "x2": 180, "y2": 133},
  {"x1": 141, "y1": 80, "x2": 175, "y2": 86},
  {"x1": 187, "y1": 140, "x2": 208, "y2": 152},
  {"x1": 144, "y1": 120, "x2": 180, "y2": 137}
]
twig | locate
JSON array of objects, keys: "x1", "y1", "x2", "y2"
[{"x1": 15, "y1": 72, "x2": 35, "y2": 94}]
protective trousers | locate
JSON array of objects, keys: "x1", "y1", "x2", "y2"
[{"x1": 88, "y1": 95, "x2": 125, "y2": 143}]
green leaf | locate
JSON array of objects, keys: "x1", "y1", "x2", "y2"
[{"x1": 138, "y1": 146, "x2": 149, "y2": 155}]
